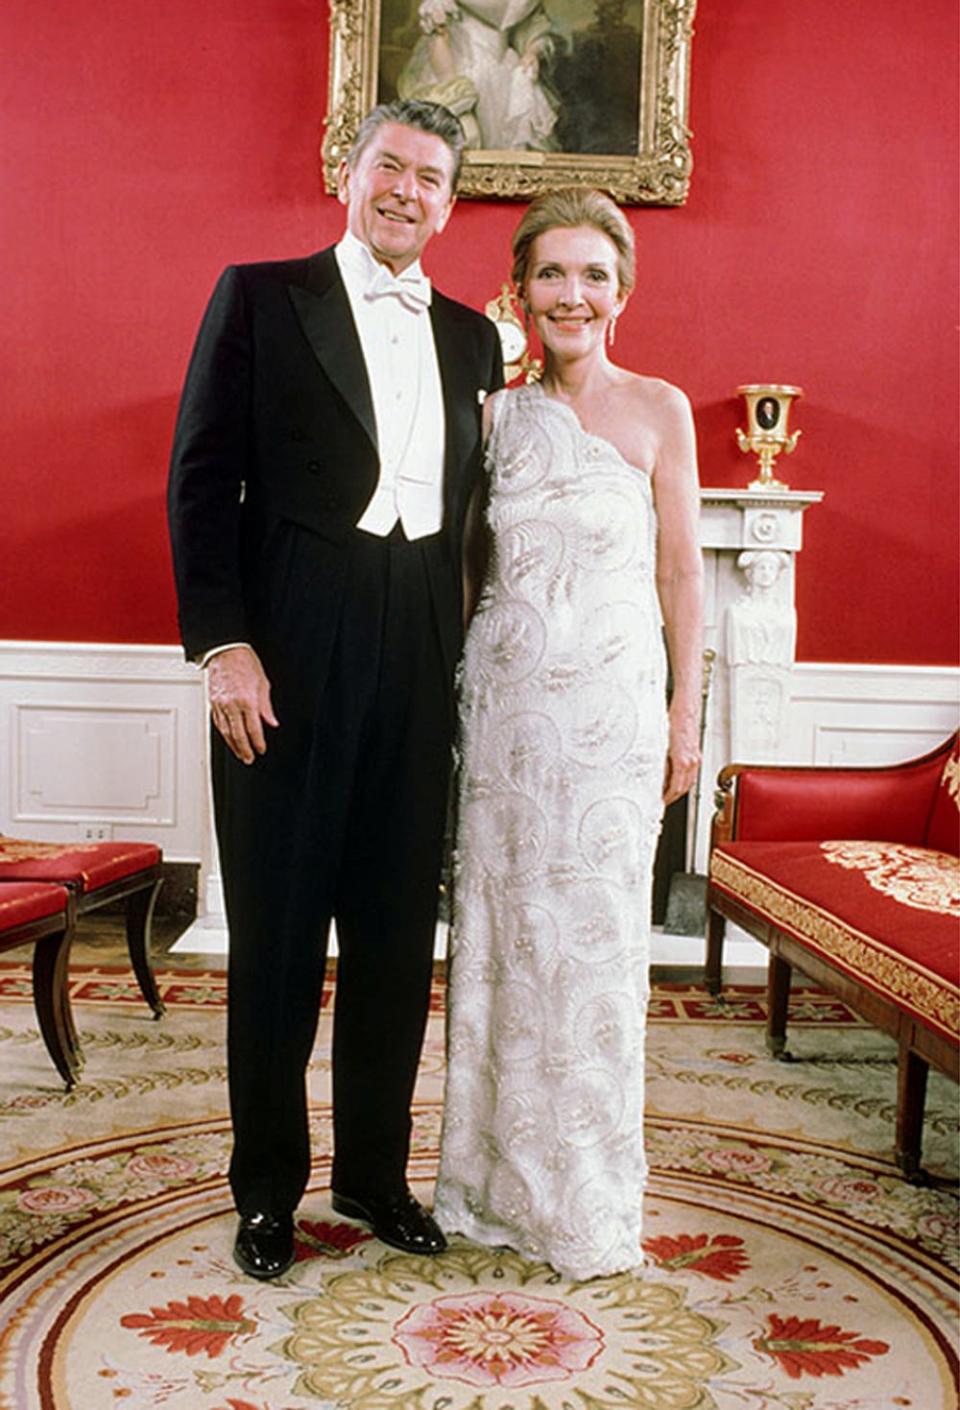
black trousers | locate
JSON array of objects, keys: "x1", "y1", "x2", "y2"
[{"x1": 213, "y1": 528, "x2": 454, "y2": 1216}]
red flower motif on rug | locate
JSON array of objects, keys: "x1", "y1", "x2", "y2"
[
  {"x1": 754, "y1": 1313, "x2": 890, "y2": 1378},
  {"x1": 293, "y1": 1218, "x2": 373, "y2": 1262},
  {"x1": 643, "y1": 1232, "x2": 750, "y2": 1282},
  {"x1": 394, "y1": 1290, "x2": 604, "y2": 1388},
  {"x1": 120, "y1": 1293, "x2": 255, "y2": 1358}
]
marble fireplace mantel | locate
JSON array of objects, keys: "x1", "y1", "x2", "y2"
[
  {"x1": 700, "y1": 486, "x2": 823, "y2": 552},
  {"x1": 694, "y1": 485, "x2": 824, "y2": 870}
]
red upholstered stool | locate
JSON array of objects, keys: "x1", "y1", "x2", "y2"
[
  {"x1": 0, "y1": 882, "x2": 79, "y2": 1088},
  {"x1": 0, "y1": 837, "x2": 164, "y2": 1018}
]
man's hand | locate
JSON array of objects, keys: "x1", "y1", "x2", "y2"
[{"x1": 208, "y1": 646, "x2": 279, "y2": 764}]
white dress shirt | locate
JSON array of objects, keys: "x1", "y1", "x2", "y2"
[{"x1": 335, "y1": 231, "x2": 446, "y2": 540}]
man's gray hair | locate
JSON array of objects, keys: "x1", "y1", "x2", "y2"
[{"x1": 347, "y1": 100, "x2": 466, "y2": 193}]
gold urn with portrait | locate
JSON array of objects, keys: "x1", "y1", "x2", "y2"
[{"x1": 736, "y1": 384, "x2": 803, "y2": 491}]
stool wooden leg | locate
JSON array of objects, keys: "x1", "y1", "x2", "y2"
[
  {"x1": 32, "y1": 928, "x2": 80, "y2": 1089},
  {"x1": 60, "y1": 964, "x2": 82, "y2": 1068},
  {"x1": 705, "y1": 906, "x2": 725, "y2": 995},
  {"x1": 895, "y1": 1039, "x2": 928, "y2": 1182},
  {"x1": 766, "y1": 951, "x2": 791, "y2": 1059},
  {"x1": 126, "y1": 878, "x2": 165, "y2": 1018}
]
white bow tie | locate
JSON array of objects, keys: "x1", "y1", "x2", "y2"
[{"x1": 365, "y1": 264, "x2": 432, "y2": 313}]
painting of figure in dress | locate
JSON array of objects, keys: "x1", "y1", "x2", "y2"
[
  {"x1": 324, "y1": 0, "x2": 694, "y2": 203},
  {"x1": 378, "y1": 0, "x2": 643, "y2": 156}
]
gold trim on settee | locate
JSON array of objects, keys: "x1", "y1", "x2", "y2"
[{"x1": 710, "y1": 850, "x2": 959, "y2": 1041}]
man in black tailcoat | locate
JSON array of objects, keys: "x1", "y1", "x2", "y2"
[{"x1": 168, "y1": 99, "x2": 502, "y2": 1278}]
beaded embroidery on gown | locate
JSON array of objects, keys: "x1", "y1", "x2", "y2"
[{"x1": 434, "y1": 382, "x2": 667, "y2": 1280}]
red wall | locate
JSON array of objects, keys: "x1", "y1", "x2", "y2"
[{"x1": 2, "y1": 0, "x2": 957, "y2": 663}]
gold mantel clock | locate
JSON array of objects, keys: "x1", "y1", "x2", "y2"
[{"x1": 485, "y1": 284, "x2": 542, "y2": 386}]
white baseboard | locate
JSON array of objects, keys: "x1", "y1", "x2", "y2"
[{"x1": 168, "y1": 916, "x2": 230, "y2": 956}]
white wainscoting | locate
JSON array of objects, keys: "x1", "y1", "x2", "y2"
[
  {"x1": 0, "y1": 642, "x2": 956, "y2": 966},
  {"x1": 787, "y1": 662, "x2": 960, "y2": 765},
  {"x1": 0, "y1": 641, "x2": 206, "y2": 861}
]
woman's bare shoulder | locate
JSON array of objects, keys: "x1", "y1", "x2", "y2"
[{"x1": 618, "y1": 371, "x2": 691, "y2": 413}]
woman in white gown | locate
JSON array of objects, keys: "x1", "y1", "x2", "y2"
[{"x1": 434, "y1": 188, "x2": 704, "y2": 1280}]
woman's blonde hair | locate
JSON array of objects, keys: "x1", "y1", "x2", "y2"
[{"x1": 511, "y1": 187, "x2": 636, "y2": 296}]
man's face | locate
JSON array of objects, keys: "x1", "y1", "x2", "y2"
[{"x1": 337, "y1": 122, "x2": 456, "y2": 273}]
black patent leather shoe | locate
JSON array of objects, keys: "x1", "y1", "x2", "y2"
[
  {"x1": 331, "y1": 1188, "x2": 447, "y2": 1255},
  {"x1": 233, "y1": 1212, "x2": 295, "y2": 1280}
]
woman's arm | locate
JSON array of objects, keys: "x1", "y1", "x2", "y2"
[{"x1": 651, "y1": 385, "x2": 704, "y2": 805}]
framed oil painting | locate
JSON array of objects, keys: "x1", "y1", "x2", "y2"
[{"x1": 323, "y1": 0, "x2": 697, "y2": 204}]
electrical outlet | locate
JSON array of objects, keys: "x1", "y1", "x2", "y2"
[{"x1": 79, "y1": 823, "x2": 112, "y2": 841}]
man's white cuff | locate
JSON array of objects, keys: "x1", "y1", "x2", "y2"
[{"x1": 197, "y1": 642, "x2": 251, "y2": 668}]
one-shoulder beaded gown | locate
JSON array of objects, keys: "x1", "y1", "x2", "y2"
[{"x1": 434, "y1": 382, "x2": 668, "y2": 1281}]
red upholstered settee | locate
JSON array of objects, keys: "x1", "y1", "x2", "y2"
[{"x1": 706, "y1": 733, "x2": 959, "y2": 1179}]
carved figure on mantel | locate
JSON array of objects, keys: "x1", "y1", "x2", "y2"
[
  {"x1": 726, "y1": 549, "x2": 796, "y2": 762},
  {"x1": 743, "y1": 674, "x2": 785, "y2": 754},
  {"x1": 727, "y1": 549, "x2": 796, "y2": 668}
]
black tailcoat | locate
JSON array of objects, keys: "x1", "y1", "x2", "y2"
[{"x1": 169, "y1": 247, "x2": 501, "y2": 692}]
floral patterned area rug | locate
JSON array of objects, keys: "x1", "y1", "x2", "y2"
[{"x1": 0, "y1": 963, "x2": 956, "y2": 1410}]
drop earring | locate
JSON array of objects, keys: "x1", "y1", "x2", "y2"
[{"x1": 607, "y1": 312, "x2": 619, "y2": 347}]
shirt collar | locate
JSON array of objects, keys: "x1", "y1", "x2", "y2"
[{"x1": 336, "y1": 230, "x2": 426, "y2": 296}]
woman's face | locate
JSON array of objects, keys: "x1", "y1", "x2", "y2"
[{"x1": 524, "y1": 225, "x2": 622, "y2": 360}]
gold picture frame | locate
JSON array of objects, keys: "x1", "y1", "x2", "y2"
[{"x1": 322, "y1": 0, "x2": 697, "y2": 205}]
